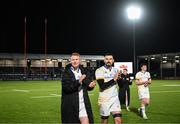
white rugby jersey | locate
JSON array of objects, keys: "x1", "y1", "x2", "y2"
[
  {"x1": 136, "y1": 71, "x2": 151, "y2": 89},
  {"x1": 95, "y1": 66, "x2": 119, "y2": 103}
]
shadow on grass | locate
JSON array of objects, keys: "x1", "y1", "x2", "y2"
[{"x1": 129, "y1": 107, "x2": 141, "y2": 117}]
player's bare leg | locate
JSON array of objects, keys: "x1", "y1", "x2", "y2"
[
  {"x1": 140, "y1": 98, "x2": 148, "y2": 119},
  {"x1": 80, "y1": 117, "x2": 89, "y2": 124},
  {"x1": 112, "y1": 111, "x2": 122, "y2": 124},
  {"x1": 101, "y1": 116, "x2": 108, "y2": 124},
  {"x1": 145, "y1": 98, "x2": 150, "y2": 106}
]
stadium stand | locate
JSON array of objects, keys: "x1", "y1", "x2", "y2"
[
  {"x1": 0, "y1": 53, "x2": 104, "y2": 80},
  {"x1": 137, "y1": 52, "x2": 180, "y2": 79}
]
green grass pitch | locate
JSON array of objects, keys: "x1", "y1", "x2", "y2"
[{"x1": 0, "y1": 80, "x2": 180, "y2": 123}]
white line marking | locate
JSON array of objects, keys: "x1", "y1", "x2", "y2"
[
  {"x1": 0, "y1": 89, "x2": 58, "y2": 93},
  {"x1": 31, "y1": 95, "x2": 61, "y2": 99},
  {"x1": 50, "y1": 94, "x2": 61, "y2": 96},
  {"x1": 13, "y1": 89, "x2": 30, "y2": 92},
  {"x1": 163, "y1": 84, "x2": 180, "y2": 87},
  {"x1": 31, "y1": 94, "x2": 61, "y2": 99},
  {"x1": 30, "y1": 89, "x2": 58, "y2": 91}
]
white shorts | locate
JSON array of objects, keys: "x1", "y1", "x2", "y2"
[
  {"x1": 79, "y1": 90, "x2": 88, "y2": 118},
  {"x1": 99, "y1": 96, "x2": 121, "y2": 117},
  {"x1": 79, "y1": 104, "x2": 88, "y2": 118},
  {"x1": 138, "y1": 87, "x2": 150, "y2": 99}
]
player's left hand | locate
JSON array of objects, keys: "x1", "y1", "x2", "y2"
[{"x1": 114, "y1": 71, "x2": 120, "y2": 81}]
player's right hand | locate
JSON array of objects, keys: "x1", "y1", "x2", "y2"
[{"x1": 144, "y1": 81, "x2": 148, "y2": 87}]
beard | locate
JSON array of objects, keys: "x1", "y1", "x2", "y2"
[{"x1": 105, "y1": 62, "x2": 112, "y2": 68}]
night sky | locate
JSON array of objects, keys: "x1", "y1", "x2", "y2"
[{"x1": 0, "y1": 0, "x2": 180, "y2": 61}]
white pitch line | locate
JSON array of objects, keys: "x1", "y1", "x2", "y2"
[
  {"x1": 30, "y1": 89, "x2": 58, "y2": 91},
  {"x1": 13, "y1": 89, "x2": 30, "y2": 93},
  {"x1": 31, "y1": 94, "x2": 61, "y2": 99},
  {"x1": 162, "y1": 84, "x2": 180, "y2": 87},
  {"x1": 151, "y1": 91, "x2": 180, "y2": 93},
  {"x1": 31, "y1": 95, "x2": 60, "y2": 99},
  {"x1": 50, "y1": 94, "x2": 61, "y2": 96}
]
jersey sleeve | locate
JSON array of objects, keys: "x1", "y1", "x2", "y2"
[
  {"x1": 95, "y1": 68, "x2": 104, "y2": 80},
  {"x1": 135, "y1": 72, "x2": 141, "y2": 80},
  {"x1": 147, "y1": 72, "x2": 151, "y2": 79}
]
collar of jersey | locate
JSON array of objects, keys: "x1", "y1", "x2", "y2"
[
  {"x1": 70, "y1": 66, "x2": 80, "y2": 73},
  {"x1": 104, "y1": 65, "x2": 113, "y2": 71},
  {"x1": 141, "y1": 71, "x2": 146, "y2": 74}
]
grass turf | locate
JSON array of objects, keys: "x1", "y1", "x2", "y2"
[{"x1": 0, "y1": 80, "x2": 180, "y2": 123}]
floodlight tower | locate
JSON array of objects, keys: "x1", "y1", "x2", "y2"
[{"x1": 127, "y1": 5, "x2": 141, "y2": 74}]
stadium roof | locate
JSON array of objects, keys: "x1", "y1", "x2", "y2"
[{"x1": 0, "y1": 53, "x2": 104, "y2": 61}]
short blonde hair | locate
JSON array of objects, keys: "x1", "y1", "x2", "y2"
[{"x1": 71, "y1": 52, "x2": 80, "y2": 57}]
